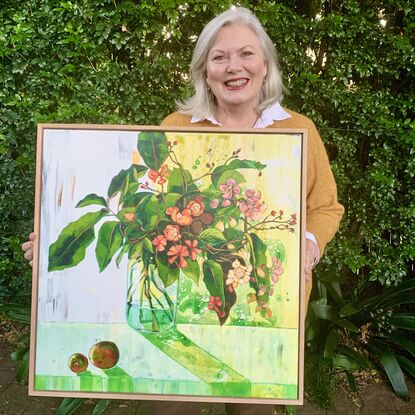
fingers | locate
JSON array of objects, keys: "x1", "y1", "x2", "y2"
[
  {"x1": 305, "y1": 239, "x2": 320, "y2": 280},
  {"x1": 22, "y1": 233, "x2": 37, "y2": 266}
]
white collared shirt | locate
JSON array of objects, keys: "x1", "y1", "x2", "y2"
[{"x1": 190, "y1": 101, "x2": 319, "y2": 251}]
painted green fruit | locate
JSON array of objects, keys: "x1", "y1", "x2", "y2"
[
  {"x1": 68, "y1": 353, "x2": 88, "y2": 373},
  {"x1": 89, "y1": 341, "x2": 120, "y2": 369}
]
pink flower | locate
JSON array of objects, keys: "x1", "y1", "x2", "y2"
[
  {"x1": 271, "y1": 256, "x2": 284, "y2": 283},
  {"x1": 239, "y1": 189, "x2": 267, "y2": 220},
  {"x1": 164, "y1": 224, "x2": 181, "y2": 242},
  {"x1": 225, "y1": 259, "x2": 252, "y2": 290},
  {"x1": 167, "y1": 244, "x2": 189, "y2": 268},
  {"x1": 219, "y1": 178, "x2": 240, "y2": 207},
  {"x1": 184, "y1": 240, "x2": 202, "y2": 260},
  {"x1": 148, "y1": 164, "x2": 169, "y2": 185},
  {"x1": 210, "y1": 199, "x2": 219, "y2": 209},
  {"x1": 208, "y1": 296, "x2": 225, "y2": 318},
  {"x1": 152, "y1": 235, "x2": 167, "y2": 252},
  {"x1": 289, "y1": 213, "x2": 297, "y2": 225}
]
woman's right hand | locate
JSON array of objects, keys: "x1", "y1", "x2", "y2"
[{"x1": 22, "y1": 232, "x2": 36, "y2": 267}]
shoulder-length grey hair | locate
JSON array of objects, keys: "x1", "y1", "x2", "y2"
[{"x1": 178, "y1": 7, "x2": 284, "y2": 119}]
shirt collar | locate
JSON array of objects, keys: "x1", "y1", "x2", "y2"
[{"x1": 190, "y1": 102, "x2": 291, "y2": 128}]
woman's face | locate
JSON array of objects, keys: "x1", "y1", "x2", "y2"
[{"x1": 206, "y1": 24, "x2": 268, "y2": 113}]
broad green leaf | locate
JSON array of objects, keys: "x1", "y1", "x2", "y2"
[
  {"x1": 115, "y1": 243, "x2": 129, "y2": 268},
  {"x1": 167, "y1": 167, "x2": 197, "y2": 194},
  {"x1": 155, "y1": 255, "x2": 179, "y2": 287},
  {"x1": 198, "y1": 228, "x2": 226, "y2": 248},
  {"x1": 182, "y1": 259, "x2": 200, "y2": 284},
  {"x1": 249, "y1": 233, "x2": 267, "y2": 266},
  {"x1": 49, "y1": 210, "x2": 108, "y2": 272},
  {"x1": 123, "y1": 191, "x2": 153, "y2": 208},
  {"x1": 310, "y1": 303, "x2": 339, "y2": 321},
  {"x1": 76, "y1": 193, "x2": 107, "y2": 208},
  {"x1": 337, "y1": 344, "x2": 372, "y2": 368},
  {"x1": 143, "y1": 237, "x2": 154, "y2": 253},
  {"x1": 216, "y1": 169, "x2": 245, "y2": 186},
  {"x1": 376, "y1": 348, "x2": 409, "y2": 400},
  {"x1": 332, "y1": 354, "x2": 360, "y2": 371},
  {"x1": 339, "y1": 303, "x2": 359, "y2": 317},
  {"x1": 396, "y1": 355, "x2": 415, "y2": 378},
  {"x1": 95, "y1": 221, "x2": 123, "y2": 272},
  {"x1": 55, "y1": 398, "x2": 84, "y2": 415},
  {"x1": 336, "y1": 318, "x2": 359, "y2": 332},
  {"x1": 135, "y1": 194, "x2": 159, "y2": 231},
  {"x1": 203, "y1": 259, "x2": 224, "y2": 304},
  {"x1": 390, "y1": 333, "x2": 415, "y2": 359},
  {"x1": 92, "y1": 399, "x2": 110, "y2": 415},
  {"x1": 324, "y1": 330, "x2": 340, "y2": 359},
  {"x1": 390, "y1": 313, "x2": 415, "y2": 330},
  {"x1": 346, "y1": 371, "x2": 357, "y2": 392},
  {"x1": 137, "y1": 131, "x2": 169, "y2": 170},
  {"x1": 211, "y1": 159, "x2": 266, "y2": 187},
  {"x1": 107, "y1": 167, "x2": 132, "y2": 198}
]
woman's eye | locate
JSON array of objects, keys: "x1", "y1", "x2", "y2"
[
  {"x1": 242, "y1": 50, "x2": 253, "y2": 57},
  {"x1": 212, "y1": 55, "x2": 225, "y2": 61}
]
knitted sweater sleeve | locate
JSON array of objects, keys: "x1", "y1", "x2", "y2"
[{"x1": 305, "y1": 120, "x2": 344, "y2": 254}]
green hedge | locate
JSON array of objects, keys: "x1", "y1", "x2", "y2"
[{"x1": 1, "y1": 0, "x2": 414, "y2": 300}]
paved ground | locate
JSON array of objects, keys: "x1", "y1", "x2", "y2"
[{"x1": 1, "y1": 341, "x2": 415, "y2": 415}]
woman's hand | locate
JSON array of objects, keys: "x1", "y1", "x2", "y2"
[
  {"x1": 305, "y1": 238, "x2": 320, "y2": 281},
  {"x1": 21, "y1": 232, "x2": 36, "y2": 267}
]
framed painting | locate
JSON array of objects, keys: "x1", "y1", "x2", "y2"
[{"x1": 29, "y1": 124, "x2": 307, "y2": 405}]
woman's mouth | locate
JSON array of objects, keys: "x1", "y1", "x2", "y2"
[{"x1": 224, "y1": 78, "x2": 249, "y2": 89}]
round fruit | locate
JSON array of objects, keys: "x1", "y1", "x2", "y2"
[
  {"x1": 68, "y1": 353, "x2": 88, "y2": 373},
  {"x1": 89, "y1": 341, "x2": 120, "y2": 369}
]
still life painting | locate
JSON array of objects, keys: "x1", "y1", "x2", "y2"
[{"x1": 30, "y1": 125, "x2": 306, "y2": 404}]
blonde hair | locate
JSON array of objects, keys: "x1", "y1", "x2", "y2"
[{"x1": 178, "y1": 7, "x2": 284, "y2": 119}]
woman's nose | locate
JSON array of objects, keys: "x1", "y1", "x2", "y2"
[{"x1": 227, "y1": 55, "x2": 242, "y2": 72}]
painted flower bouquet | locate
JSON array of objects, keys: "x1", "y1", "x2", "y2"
[{"x1": 49, "y1": 131, "x2": 297, "y2": 330}]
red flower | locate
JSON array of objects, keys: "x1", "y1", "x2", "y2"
[
  {"x1": 208, "y1": 296, "x2": 225, "y2": 318},
  {"x1": 184, "y1": 240, "x2": 202, "y2": 260},
  {"x1": 166, "y1": 206, "x2": 193, "y2": 225},
  {"x1": 164, "y1": 224, "x2": 181, "y2": 242},
  {"x1": 152, "y1": 235, "x2": 167, "y2": 252},
  {"x1": 167, "y1": 244, "x2": 189, "y2": 268}
]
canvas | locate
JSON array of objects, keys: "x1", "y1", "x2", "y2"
[{"x1": 29, "y1": 124, "x2": 307, "y2": 405}]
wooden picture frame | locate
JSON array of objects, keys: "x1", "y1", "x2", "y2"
[{"x1": 29, "y1": 124, "x2": 307, "y2": 405}]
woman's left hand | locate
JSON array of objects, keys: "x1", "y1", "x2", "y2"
[{"x1": 305, "y1": 239, "x2": 320, "y2": 281}]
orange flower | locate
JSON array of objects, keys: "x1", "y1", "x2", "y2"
[
  {"x1": 166, "y1": 206, "x2": 193, "y2": 225},
  {"x1": 186, "y1": 197, "x2": 205, "y2": 217},
  {"x1": 123, "y1": 212, "x2": 135, "y2": 221},
  {"x1": 163, "y1": 224, "x2": 181, "y2": 242},
  {"x1": 148, "y1": 164, "x2": 169, "y2": 185},
  {"x1": 167, "y1": 244, "x2": 189, "y2": 268}
]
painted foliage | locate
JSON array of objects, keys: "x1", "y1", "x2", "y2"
[{"x1": 31, "y1": 126, "x2": 305, "y2": 404}]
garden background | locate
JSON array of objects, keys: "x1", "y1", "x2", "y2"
[{"x1": 0, "y1": 0, "x2": 414, "y2": 412}]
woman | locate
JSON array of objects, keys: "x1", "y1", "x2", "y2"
[{"x1": 23, "y1": 6, "x2": 343, "y2": 415}]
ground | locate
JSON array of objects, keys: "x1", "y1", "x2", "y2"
[{"x1": 1, "y1": 340, "x2": 415, "y2": 414}]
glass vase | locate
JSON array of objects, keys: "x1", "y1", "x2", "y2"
[{"x1": 126, "y1": 261, "x2": 178, "y2": 332}]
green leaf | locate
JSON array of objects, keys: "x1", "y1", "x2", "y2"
[
  {"x1": 390, "y1": 313, "x2": 415, "y2": 330},
  {"x1": 211, "y1": 159, "x2": 266, "y2": 187},
  {"x1": 107, "y1": 167, "x2": 132, "y2": 198},
  {"x1": 249, "y1": 233, "x2": 267, "y2": 266},
  {"x1": 345, "y1": 371, "x2": 357, "y2": 392},
  {"x1": 339, "y1": 303, "x2": 359, "y2": 317},
  {"x1": 332, "y1": 354, "x2": 360, "y2": 371},
  {"x1": 128, "y1": 241, "x2": 143, "y2": 261},
  {"x1": 92, "y1": 399, "x2": 110, "y2": 415},
  {"x1": 137, "y1": 131, "x2": 169, "y2": 170},
  {"x1": 95, "y1": 221, "x2": 123, "y2": 272},
  {"x1": 216, "y1": 169, "x2": 245, "y2": 186},
  {"x1": 55, "y1": 398, "x2": 84, "y2": 415},
  {"x1": 143, "y1": 237, "x2": 154, "y2": 253},
  {"x1": 203, "y1": 259, "x2": 224, "y2": 304},
  {"x1": 123, "y1": 191, "x2": 153, "y2": 208},
  {"x1": 337, "y1": 344, "x2": 373, "y2": 368},
  {"x1": 15, "y1": 350, "x2": 29, "y2": 384},
  {"x1": 135, "y1": 194, "x2": 159, "y2": 231},
  {"x1": 390, "y1": 333, "x2": 415, "y2": 359},
  {"x1": 396, "y1": 355, "x2": 415, "y2": 379},
  {"x1": 375, "y1": 348, "x2": 409, "y2": 400},
  {"x1": 48, "y1": 210, "x2": 108, "y2": 272},
  {"x1": 311, "y1": 303, "x2": 339, "y2": 321},
  {"x1": 336, "y1": 318, "x2": 359, "y2": 333},
  {"x1": 155, "y1": 255, "x2": 179, "y2": 287},
  {"x1": 167, "y1": 167, "x2": 197, "y2": 194},
  {"x1": 324, "y1": 330, "x2": 340, "y2": 359},
  {"x1": 182, "y1": 259, "x2": 200, "y2": 284},
  {"x1": 115, "y1": 243, "x2": 129, "y2": 268},
  {"x1": 198, "y1": 228, "x2": 226, "y2": 248},
  {"x1": 76, "y1": 193, "x2": 107, "y2": 208}
]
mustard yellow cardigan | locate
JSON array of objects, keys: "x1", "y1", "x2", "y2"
[{"x1": 161, "y1": 108, "x2": 344, "y2": 255}]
